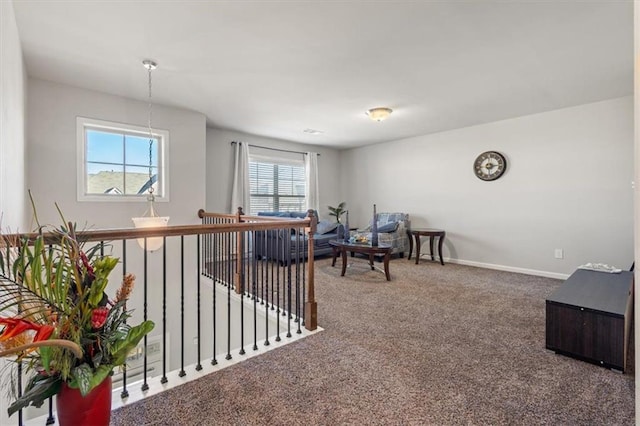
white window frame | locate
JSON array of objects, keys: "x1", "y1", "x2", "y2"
[
  {"x1": 76, "y1": 117, "x2": 170, "y2": 202},
  {"x1": 248, "y1": 153, "x2": 306, "y2": 215}
]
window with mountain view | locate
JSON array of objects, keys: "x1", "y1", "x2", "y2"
[{"x1": 77, "y1": 117, "x2": 169, "y2": 201}]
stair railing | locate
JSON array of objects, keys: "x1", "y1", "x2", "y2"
[{"x1": 0, "y1": 209, "x2": 317, "y2": 425}]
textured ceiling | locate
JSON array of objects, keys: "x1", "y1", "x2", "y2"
[{"x1": 11, "y1": 0, "x2": 633, "y2": 148}]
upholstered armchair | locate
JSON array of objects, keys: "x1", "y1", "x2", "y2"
[{"x1": 354, "y1": 212, "x2": 410, "y2": 257}]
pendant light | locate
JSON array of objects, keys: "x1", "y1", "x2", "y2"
[{"x1": 132, "y1": 59, "x2": 169, "y2": 251}]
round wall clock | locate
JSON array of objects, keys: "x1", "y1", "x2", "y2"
[{"x1": 473, "y1": 151, "x2": 507, "y2": 181}]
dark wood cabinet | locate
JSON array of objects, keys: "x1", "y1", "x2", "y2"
[{"x1": 545, "y1": 269, "x2": 634, "y2": 372}]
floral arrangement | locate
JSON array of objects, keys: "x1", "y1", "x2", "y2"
[{"x1": 0, "y1": 214, "x2": 154, "y2": 417}]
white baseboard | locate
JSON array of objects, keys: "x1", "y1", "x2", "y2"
[{"x1": 442, "y1": 257, "x2": 570, "y2": 280}]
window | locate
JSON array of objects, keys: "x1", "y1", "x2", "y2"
[
  {"x1": 76, "y1": 117, "x2": 169, "y2": 202},
  {"x1": 249, "y1": 156, "x2": 306, "y2": 215}
]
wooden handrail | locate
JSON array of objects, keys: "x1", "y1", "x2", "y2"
[
  {"x1": 3, "y1": 209, "x2": 319, "y2": 331},
  {"x1": 1, "y1": 219, "x2": 313, "y2": 246},
  {"x1": 197, "y1": 208, "x2": 240, "y2": 220}
]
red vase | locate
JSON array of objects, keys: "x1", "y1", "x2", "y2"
[{"x1": 56, "y1": 376, "x2": 112, "y2": 426}]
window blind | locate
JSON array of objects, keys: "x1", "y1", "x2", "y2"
[{"x1": 248, "y1": 159, "x2": 306, "y2": 215}]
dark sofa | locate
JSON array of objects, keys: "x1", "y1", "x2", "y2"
[{"x1": 254, "y1": 211, "x2": 344, "y2": 265}]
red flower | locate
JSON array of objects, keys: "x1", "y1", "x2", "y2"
[
  {"x1": 91, "y1": 307, "x2": 109, "y2": 329},
  {"x1": 0, "y1": 318, "x2": 53, "y2": 342},
  {"x1": 33, "y1": 325, "x2": 54, "y2": 342},
  {"x1": 79, "y1": 251, "x2": 95, "y2": 281}
]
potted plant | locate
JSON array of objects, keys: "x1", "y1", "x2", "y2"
[
  {"x1": 0, "y1": 212, "x2": 154, "y2": 425},
  {"x1": 327, "y1": 202, "x2": 347, "y2": 223}
]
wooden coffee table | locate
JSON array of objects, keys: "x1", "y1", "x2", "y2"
[{"x1": 330, "y1": 240, "x2": 392, "y2": 281}]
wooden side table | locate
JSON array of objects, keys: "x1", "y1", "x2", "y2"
[{"x1": 408, "y1": 228, "x2": 446, "y2": 265}]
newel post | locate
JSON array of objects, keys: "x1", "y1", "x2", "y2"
[
  {"x1": 305, "y1": 209, "x2": 318, "y2": 330},
  {"x1": 234, "y1": 207, "x2": 245, "y2": 294}
]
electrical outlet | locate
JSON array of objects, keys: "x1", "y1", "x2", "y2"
[
  {"x1": 193, "y1": 337, "x2": 199, "y2": 346},
  {"x1": 554, "y1": 249, "x2": 564, "y2": 259},
  {"x1": 147, "y1": 341, "x2": 161, "y2": 356}
]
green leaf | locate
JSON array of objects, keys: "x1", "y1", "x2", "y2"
[
  {"x1": 111, "y1": 320, "x2": 155, "y2": 366},
  {"x1": 71, "y1": 363, "x2": 93, "y2": 396},
  {"x1": 40, "y1": 345, "x2": 51, "y2": 371},
  {"x1": 88, "y1": 277, "x2": 108, "y2": 307},
  {"x1": 89, "y1": 365, "x2": 112, "y2": 391},
  {"x1": 93, "y1": 257, "x2": 119, "y2": 278},
  {"x1": 8, "y1": 374, "x2": 61, "y2": 417},
  {"x1": 327, "y1": 202, "x2": 346, "y2": 222},
  {"x1": 66, "y1": 365, "x2": 112, "y2": 398}
]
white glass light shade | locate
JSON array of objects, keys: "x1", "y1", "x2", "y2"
[
  {"x1": 366, "y1": 107, "x2": 393, "y2": 121},
  {"x1": 132, "y1": 216, "x2": 170, "y2": 251}
]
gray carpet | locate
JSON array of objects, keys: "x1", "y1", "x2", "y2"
[{"x1": 111, "y1": 257, "x2": 635, "y2": 425}]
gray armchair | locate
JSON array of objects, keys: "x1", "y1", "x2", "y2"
[{"x1": 353, "y1": 212, "x2": 410, "y2": 257}]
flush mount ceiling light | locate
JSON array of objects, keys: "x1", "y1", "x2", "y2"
[{"x1": 366, "y1": 107, "x2": 393, "y2": 122}]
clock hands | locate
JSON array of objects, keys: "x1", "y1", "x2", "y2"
[
  {"x1": 484, "y1": 158, "x2": 495, "y2": 175},
  {"x1": 474, "y1": 151, "x2": 506, "y2": 181}
]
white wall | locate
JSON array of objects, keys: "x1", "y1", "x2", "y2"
[
  {"x1": 633, "y1": 2, "x2": 639, "y2": 420},
  {"x1": 25, "y1": 78, "x2": 210, "y2": 394},
  {"x1": 0, "y1": 2, "x2": 27, "y2": 424},
  {"x1": 27, "y1": 78, "x2": 206, "y2": 227},
  {"x1": 342, "y1": 97, "x2": 634, "y2": 277},
  {"x1": 206, "y1": 128, "x2": 343, "y2": 220},
  {"x1": 0, "y1": 0, "x2": 27, "y2": 230}
]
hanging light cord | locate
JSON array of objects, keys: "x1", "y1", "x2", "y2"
[
  {"x1": 142, "y1": 59, "x2": 159, "y2": 218},
  {"x1": 147, "y1": 64, "x2": 155, "y2": 200}
]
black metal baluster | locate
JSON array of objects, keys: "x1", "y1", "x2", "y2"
[
  {"x1": 209, "y1": 218, "x2": 213, "y2": 279},
  {"x1": 214, "y1": 219, "x2": 218, "y2": 282},
  {"x1": 46, "y1": 397, "x2": 54, "y2": 425},
  {"x1": 121, "y1": 239, "x2": 129, "y2": 397},
  {"x1": 196, "y1": 235, "x2": 202, "y2": 371},
  {"x1": 141, "y1": 239, "x2": 149, "y2": 391},
  {"x1": 214, "y1": 220, "x2": 219, "y2": 285},
  {"x1": 238, "y1": 230, "x2": 245, "y2": 356},
  {"x1": 205, "y1": 218, "x2": 210, "y2": 279},
  {"x1": 296, "y1": 230, "x2": 302, "y2": 334},
  {"x1": 296, "y1": 254, "x2": 302, "y2": 334},
  {"x1": 14, "y1": 242, "x2": 24, "y2": 425},
  {"x1": 245, "y1": 227, "x2": 251, "y2": 297},
  {"x1": 275, "y1": 233, "x2": 281, "y2": 342},
  {"x1": 253, "y1": 230, "x2": 258, "y2": 351},
  {"x1": 260, "y1": 243, "x2": 265, "y2": 306},
  {"x1": 225, "y1": 228, "x2": 232, "y2": 360},
  {"x1": 222, "y1": 218, "x2": 226, "y2": 288},
  {"x1": 281, "y1": 231, "x2": 286, "y2": 320},
  {"x1": 179, "y1": 236, "x2": 186, "y2": 377},
  {"x1": 287, "y1": 240, "x2": 292, "y2": 338},
  {"x1": 270, "y1": 248, "x2": 275, "y2": 311},
  {"x1": 17, "y1": 363, "x2": 22, "y2": 426},
  {"x1": 211, "y1": 230, "x2": 217, "y2": 366},
  {"x1": 161, "y1": 237, "x2": 168, "y2": 383},
  {"x1": 296, "y1": 228, "x2": 300, "y2": 330},
  {"x1": 46, "y1": 242, "x2": 55, "y2": 425},
  {"x1": 264, "y1": 242, "x2": 270, "y2": 347},
  {"x1": 302, "y1": 232, "x2": 306, "y2": 327}
]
